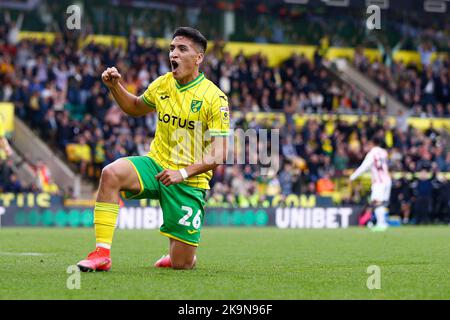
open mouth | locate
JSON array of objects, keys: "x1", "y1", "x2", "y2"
[{"x1": 171, "y1": 60, "x2": 179, "y2": 71}]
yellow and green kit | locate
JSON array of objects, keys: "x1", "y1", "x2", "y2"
[{"x1": 122, "y1": 71, "x2": 230, "y2": 246}]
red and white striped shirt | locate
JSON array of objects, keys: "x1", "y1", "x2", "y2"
[{"x1": 350, "y1": 146, "x2": 391, "y2": 185}]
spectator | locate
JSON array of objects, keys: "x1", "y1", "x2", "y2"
[
  {"x1": 5, "y1": 173, "x2": 23, "y2": 193},
  {"x1": 418, "y1": 41, "x2": 436, "y2": 67},
  {"x1": 76, "y1": 136, "x2": 92, "y2": 177},
  {"x1": 333, "y1": 147, "x2": 349, "y2": 174},
  {"x1": 316, "y1": 172, "x2": 335, "y2": 195},
  {"x1": 411, "y1": 170, "x2": 434, "y2": 224},
  {"x1": 278, "y1": 162, "x2": 294, "y2": 196},
  {"x1": 43, "y1": 109, "x2": 58, "y2": 146},
  {"x1": 433, "y1": 173, "x2": 450, "y2": 223},
  {"x1": 35, "y1": 159, "x2": 52, "y2": 191},
  {"x1": 42, "y1": 176, "x2": 61, "y2": 195},
  {"x1": 4, "y1": 11, "x2": 24, "y2": 46}
]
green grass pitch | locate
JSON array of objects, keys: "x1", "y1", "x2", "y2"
[{"x1": 0, "y1": 227, "x2": 449, "y2": 299}]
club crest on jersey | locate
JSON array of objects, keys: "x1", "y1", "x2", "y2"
[
  {"x1": 220, "y1": 106, "x2": 229, "y2": 123},
  {"x1": 191, "y1": 100, "x2": 203, "y2": 113}
]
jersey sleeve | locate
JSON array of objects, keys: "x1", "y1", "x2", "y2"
[
  {"x1": 0, "y1": 121, "x2": 5, "y2": 138},
  {"x1": 350, "y1": 149, "x2": 374, "y2": 181},
  {"x1": 140, "y1": 75, "x2": 164, "y2": 109},
  {"x1": 207, "y1": 92, "x2": 230, "y2": 137}
]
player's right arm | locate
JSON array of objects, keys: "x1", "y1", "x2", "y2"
[{"x1": 102, "y1": 67, "x2": 154, "y2": 117}]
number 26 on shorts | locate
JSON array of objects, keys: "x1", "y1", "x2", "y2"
[{"x1": 178, "y1": 205, "x2": 202, "y2": 229}]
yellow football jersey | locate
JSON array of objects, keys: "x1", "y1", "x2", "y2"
[
  {"x1": 0, "y1": 120, "x2": 6, "y2": 160},
  {"x1": 0, "y1": 120, "x2": 5, "y2": 138},
  {"x1": 140, "y1": 72, "x2": 230, "y2": 189}
]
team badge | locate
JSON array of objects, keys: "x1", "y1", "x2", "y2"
[
  {"x1": 190, "y1": 100, "x2": 203, "y2": 113},
  {"x1": 220, "y1": 106, "x2": 229, "y2": 123}
]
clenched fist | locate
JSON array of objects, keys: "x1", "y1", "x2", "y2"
[{"x1": 101, "y1": 67, "x2": 122, "y2": 88}]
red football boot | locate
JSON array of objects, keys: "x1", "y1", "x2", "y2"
[
  {"x1": 77, "y1": 247, "x2": 111, "y2": 272},
  {"x1": 154, "y1": 254, "x2": 172, "y2": 268},
  {"x1": 154, "y1": 254, "x2": 197, "y2": 268}
]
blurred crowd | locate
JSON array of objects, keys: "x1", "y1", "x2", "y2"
[
  {"x1": 1, "y1": 112, "x2": 61, "y2": 195},
  {"x1": 389, "y1": 170, "x2": 450, "y2": 224},
  {"x1": 207, "y1": 43, "x2": 379, "y2": 115},
  {"x1": 0, "y1": 28, "x2": 385, "y2": 180},
  {"x1": 354, "y1": 43, "x2": 450, "y2": 118},
  {"x1": 234, "y1": 4, "x2": 450, "y2": 52},
  {"x1": 209, "y1": 114, "x2": 450, "y2": 223},
  {"x1": 8, "y1": 1, "x2": 450, "y2": 51},
  {"x1": 0, "y1": 157, "x2": 61, "y2": 195},
  {"x1": 0, "y1": 158, "x2": 28, "y2": 193}
]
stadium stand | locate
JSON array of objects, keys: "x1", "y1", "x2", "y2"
[{"x1": 9, "y1": 1, "x2": 450, "y2": 51}]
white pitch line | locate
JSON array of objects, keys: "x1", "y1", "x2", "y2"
[{"x1": 0, "y1": 252, "x2": 52, "y2": 256}]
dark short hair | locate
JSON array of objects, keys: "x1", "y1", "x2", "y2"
[
  {"x1": 371, "y1": 136, "x2": 384, "y2": 146},
  {"x1": 172, "y1": 27, "x2": 207, "y2": 53}
]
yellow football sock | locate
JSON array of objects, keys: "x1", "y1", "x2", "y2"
[{"x1": 93, "y1": 202, "x2": 119, "y2": 246}]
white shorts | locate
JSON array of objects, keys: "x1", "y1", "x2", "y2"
[{"x1": 371, "y1": 182, "x2": 392, "y2": 203}]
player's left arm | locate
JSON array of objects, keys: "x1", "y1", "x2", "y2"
[
  {"x1": 155, "y1": 136, "x2": 228, "y2": 186},
  {"x1": 155, "y1": 91, "x2": 230, "y2": 186},
  {"x1": 186, "y1": 135, "x2": 228, "y2": 174},
  {"x1": 0, "y1": 137, "x2": 12, "y2": 157},
  {"x1": 350, "y1": 150, "x2": 374, "y2": 181},
  {"x1": 0, "y1": 122, "x2": 12, "y2": 157}
]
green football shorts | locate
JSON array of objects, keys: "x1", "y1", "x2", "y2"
[{"x1": 121, "y1": 156, "x2": 206, "y2": 247}]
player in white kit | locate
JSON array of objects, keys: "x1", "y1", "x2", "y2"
[{"x1": 350, "y1": 137, "x2": 392, "y2": 231}]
